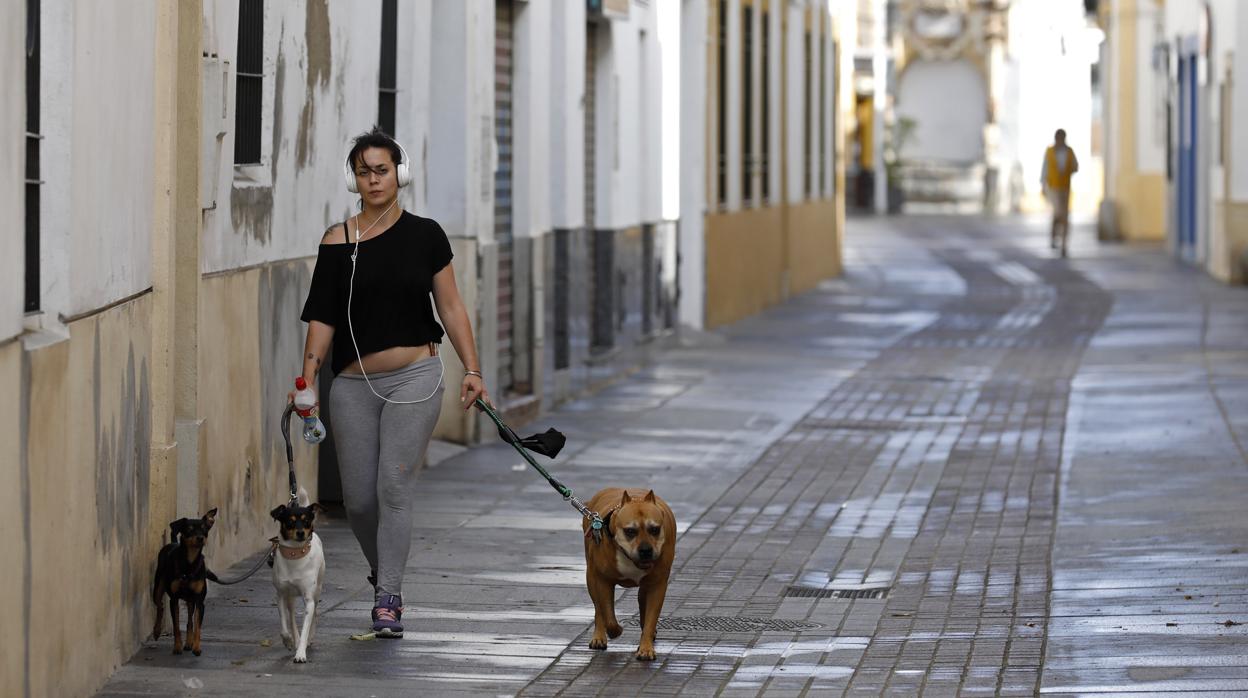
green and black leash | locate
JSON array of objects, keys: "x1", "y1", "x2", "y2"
[{"x1": 473, "y1": 397, "x2": 605, "y2": 542}]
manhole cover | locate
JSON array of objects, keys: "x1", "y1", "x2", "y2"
[
  {"x1": 622, "y1": 616, "x2": 823, "y2": 632},
  {"x1": 785, "y1": 586, "x2": 890, "y2": 600}
]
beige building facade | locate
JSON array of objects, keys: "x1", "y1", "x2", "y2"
[
  {"x1": 681, "y1": 0, "x2": 846, "y2": 330},
  {"x1": 1098, "y1": 0, "x2": 1248, "y2": 282}
]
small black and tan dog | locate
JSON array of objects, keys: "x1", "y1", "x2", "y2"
[{"x1": 151, "y1": 508, "x2": 218, "y2": 655}]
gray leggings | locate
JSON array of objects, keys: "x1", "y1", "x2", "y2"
[{"x1": 328, "y1": 357, "x2": 444, "y2": 601}]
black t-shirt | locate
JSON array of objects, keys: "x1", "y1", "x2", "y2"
[{"x1": 301, "y1": 211, "x2": 454, "y2": 376}]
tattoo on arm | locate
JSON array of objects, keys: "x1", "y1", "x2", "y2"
[{"x1": 306, "y1": 353, "x2": 322, "y2": 379}]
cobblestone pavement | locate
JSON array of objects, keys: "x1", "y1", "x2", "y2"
[{"x1": 99, "y1": 216, "x2": 1248, "y2": 697}]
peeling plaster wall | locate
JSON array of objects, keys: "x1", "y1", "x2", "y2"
[
  {"x1": 55, "y1": 2, "x2": 158, "y2": 317},
  {"x1": 201, "y1": 0, "x2": 388, "y2": 274},
  {"x1": 22, "y1": 297, "x2": 166, "y2": 698},
  {"x1": 197, "y1": 262, "x2": 318, "y2": 567},
  {"x1": 0, "y1": 0, "x2": 21, "y2": 340},
  {"x1": 0, "y1": 342, "x2": 25, "y2": 698}
]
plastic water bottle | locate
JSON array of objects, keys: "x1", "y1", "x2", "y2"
[{"x1": 293, "y1": 377, "x2": 326, "y2": 444}]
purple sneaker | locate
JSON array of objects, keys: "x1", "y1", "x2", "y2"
[{"x1": 371, "y1": 594, "x2": 404, "y2": 638}]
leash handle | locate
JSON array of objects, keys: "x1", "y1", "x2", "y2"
[{"x1": 280, "y1": 403, "x2": 299, "y2": 504}]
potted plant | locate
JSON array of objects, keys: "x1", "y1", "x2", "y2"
[{"x1": 883, "y1": 116, "x2": 917, "y2": 214}]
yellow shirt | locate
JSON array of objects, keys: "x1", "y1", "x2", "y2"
[{"x1": 1043, "y1": 145, "x2": 1078, "y2": 191}]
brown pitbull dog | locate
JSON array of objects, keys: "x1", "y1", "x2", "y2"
[{"x1": 582, "y1": 488, "x2": 676, "y2": 661}]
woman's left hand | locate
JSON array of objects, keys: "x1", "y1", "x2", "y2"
[{"x1": 461, "y1": 373, "x2": 491, "y2": 411}]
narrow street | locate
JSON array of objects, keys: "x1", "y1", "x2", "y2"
[{"x1": 100, "y1": 216, "x2": 1248, "y2": 697}]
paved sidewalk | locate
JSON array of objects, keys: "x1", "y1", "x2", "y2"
[{"x1": 99, "y1": 216, "x2": 1248, "y2": 697}]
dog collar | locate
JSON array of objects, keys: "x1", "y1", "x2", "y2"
[{"x1": 277, "y1": 540, "x2": 313, "y2": 560}]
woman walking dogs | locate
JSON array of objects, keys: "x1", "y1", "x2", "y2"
[{"x1": 295, "y1": 127, "x2": 491, "y2": 638}]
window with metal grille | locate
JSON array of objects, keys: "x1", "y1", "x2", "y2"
[
  {"x1": 25, "y1": 0, "x2": 41, "y2": 313},
  {"x1": 741, "y1": 3, "x2": 752, "y2": 205},
  {"x1": 804, "y1": 28, "x2": 812, "y2": 199},
  {"x1": 716, "y1": 0, "x2": 727, "y2": 206},
  {"x1": 819, "y1": 21, "x2": 827, "y2": 196},
  {"x1": 760, "y1": 6, "x2": 769, "y2": 203},
  {"x1": 378, "y1": 0, "x2": 397, "y2": 137},
  {"x1": 233, "y1": 0, "x2": 263, "y2": 165}
]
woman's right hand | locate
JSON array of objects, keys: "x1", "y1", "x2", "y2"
[{"x1": 288, "y1": 381, "x2": 317, "y2": 407}]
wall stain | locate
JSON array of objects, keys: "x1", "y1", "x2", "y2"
[
  {"x1": 90, "y1": 332, "x2": 152, "y2": 644},
  {"x1": 271, "y1": 20, "x2": 287, "y2": 184},
  {"x1": 230, "y1": 185, "x2": 274, "y2": 245},
  {"x1": 259, "y1": 262, "x2": 313, "y2": 492},
  {"x1": 20, "y1": 352, "x2": 31, "y2": 698},
  {"x1": 93, "y1": 340, "x2": 152, "y2": 557},
  {"x1": 296, "y1": 0, "x2": 332, "y2": 169}
]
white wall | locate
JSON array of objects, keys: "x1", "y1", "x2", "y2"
[
  {"x1": 0, "y1": 0, "x2": 22, "y2": 340},
  {"x1": 397, "y1": 0, "x2": 433, "y2": 216},
  {"x1": 1236, "y1": 7, "x2": 1248, "y2": 202},
  {"x1": 642, "y1": 8, "x2": 664, "y2": 223},
  {"x1": 1133, "y1": 0, "x2": 1165, "y2": 175},
  {"x1": 428, "y1": 0, "x2": 495, "y2": 241},
  {"x1": 1007, "y1": 0, "x2": 1096, "y2": 198},
  {"x1": 1198, "y1": 0, "x2": 1248, "y2": 203},
  {"x1": 514, "y1": 0, "x2": 553, "y2": 239},
  {"x1": 37, "y1": 1, "x2": 158, "y2": 318},
  {"x1": 896, "y1": 59, "x2": 986, "y2": 163},
  {"x1": 595, "y1": 3, "x2": 663, "y2": 231},
  {"x1": 680, "y1": 0, "x2": 707, "y2": 329},
  {"x1": 201, "y1": 0, "x2": 386, "y2": 273},
  {"x1": 549, "y1": 0, "x2": 587, "y2": 230}
]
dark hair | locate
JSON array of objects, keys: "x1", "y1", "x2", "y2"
[
  {"x1": 1055, "y1": 129, "x2": 1067, "y2": 140},
  {"x1": 346, "y1": 126, "x2": 402, "y2": 170}
]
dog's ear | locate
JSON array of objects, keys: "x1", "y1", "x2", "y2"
[
  {"x1": 202, "y1": 507, "x2": 218, "y2": 530},
  {"x1": 270, "y1": 505, "x2": 287, "y2": 520},
  {"x1": 643, "y1": 490, "x2": 656, "y2": 504},
  {"x1": 620, "y1": 490, "x2": 632, "y2": 505},
  {"x1": 169, "y1": 518, "x2": 189, "y2": 539},
  {"x1": 310, "y1": 502, "x2": 326, "y2": 517}
]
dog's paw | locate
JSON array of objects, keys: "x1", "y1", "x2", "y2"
[
  {"x1": 172, "y1": 646, "x2": 183, "y2": 655},
  {"x1": 183, "y1": 643, "x2": 192, "y2": 652},
  {"x1": 281, "y1": 633, "x2": 295, "y2": 650},
  {"x1": 588, "y1": 636, "x2": 609, "y2": 650},
  {"x1": 293, "y1": 652, "x2": 307, "y2": 663},
  {"x1": 192, "y1": 648, "x2": 202, "y2": 657},
  {"x1": 635, "y1": 645, "x2": 657, "y2": 661},
  {"x1": 607, "y1": 621, "x2": 623, "y2": 639}
]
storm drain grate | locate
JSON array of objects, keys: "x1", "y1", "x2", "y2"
[
  {"x1": 784, "y1": 586, "x2": 890, "y2": 600},
  {"x1": 623, "y1": 616, "x2": 823, "y2": 632}
]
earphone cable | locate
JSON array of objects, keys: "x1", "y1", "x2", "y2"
[{"x1": 346, "y1": 201, "x2": 445, "y2": 405}]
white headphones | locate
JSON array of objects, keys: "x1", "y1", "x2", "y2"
[
  {"x1": 344, "y1": 137, "x2": 411, "y2": 192},
  {"x1": 343, "y1": 134, "x2": 443, "y2": 405}
]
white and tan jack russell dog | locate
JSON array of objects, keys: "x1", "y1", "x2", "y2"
[{"x1": 269, "y1": 488, "x2": 326, "y2": 663}]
